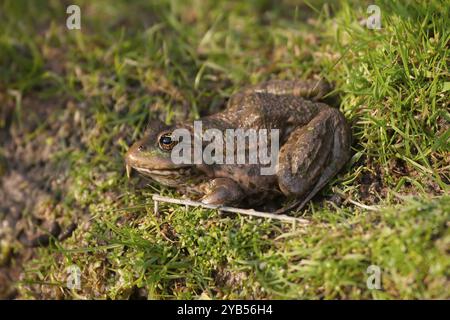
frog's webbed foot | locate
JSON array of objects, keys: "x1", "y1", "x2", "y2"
[
  {"x1": 276, "y1": 107, "x2": 351, "y2": 213},
  {"x1": 200, "y1": 178, "x2": 244, "y2": 206}
]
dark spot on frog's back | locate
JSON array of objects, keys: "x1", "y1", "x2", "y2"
[{"x1": 247, "y1": 166, "x2": 259, "y2": 177}]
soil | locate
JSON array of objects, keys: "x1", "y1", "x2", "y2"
[{"x1": 0, "y1": 93, "x2": 79, "y2": 298}]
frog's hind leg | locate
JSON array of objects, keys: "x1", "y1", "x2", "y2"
[{"x1": 276, "y1": 107, "x2": 350, "y2": 213}]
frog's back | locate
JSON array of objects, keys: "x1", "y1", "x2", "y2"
[{"x1": 222, "y1": 91, "x2": 326, "y2": 132}]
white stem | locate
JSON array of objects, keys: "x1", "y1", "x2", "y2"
[
  {"x1": 346, "y1": 198, "x2": 381, "y2": 211},
  {"x1": 152, "y1": 194, "x2": 310, "y2": 225}
]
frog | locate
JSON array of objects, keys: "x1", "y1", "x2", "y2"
[{"x1": 125, "y1": 79, "x2": 351, "y2": 213}]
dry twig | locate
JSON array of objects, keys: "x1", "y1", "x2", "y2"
[{"x1": 152, "y1": 194, "x2": 310, "y2": 225}]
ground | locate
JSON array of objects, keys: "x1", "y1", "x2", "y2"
[{"x1": 0, "y1": 0, "x2": 448, "y2": 299}]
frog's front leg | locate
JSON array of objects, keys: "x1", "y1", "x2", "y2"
[
  {"x1": 276, "y1": 107, "x2": 351, "y2": 211},
  {"x1": 199, "y1": 178, "x2": 245, "y2": 206}
]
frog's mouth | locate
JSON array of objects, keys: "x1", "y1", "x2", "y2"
[
  {"x1": 126, "y1": 163, "x2": 200, "y2": 188},
  {"x1": 125, "y1": 140, "x2": 199, "y2": 185},
  {"x1": 125, "y1": 149, "x2": 192, "y2": 179},
  {"x1": 130, "y1": 165, "x2": 193, "y2": 178}
]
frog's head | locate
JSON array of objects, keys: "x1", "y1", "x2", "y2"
[{"x1": 125, "y1": 121, "x2": 201, "y2": 187}]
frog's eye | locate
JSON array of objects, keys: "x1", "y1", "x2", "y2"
[{"x1": 158, "y1": 133, "x2": 177, "y2": 151}]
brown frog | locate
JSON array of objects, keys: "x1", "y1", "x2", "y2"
[{"x1": 125, "y1": 80, "x2": 351, "y2": 213}]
